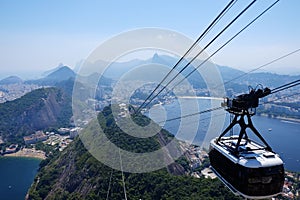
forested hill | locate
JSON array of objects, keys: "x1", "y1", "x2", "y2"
[
  {"x1": 0, "y1": 87, "x2": 72, "y2": 142},
  {"x1": 27, "y1": 105, "x2": 240, "y2": 200}
]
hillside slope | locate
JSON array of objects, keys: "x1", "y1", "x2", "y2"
[
  {"x1": 0, "y1": 87, "x2": 72, "y2": 141},
  {"x1": 0, "y1": 75, "x2": 23, "y2": 85},
  {"x1": 27, "y1": 105, "x2": 240, "y2": 200}
]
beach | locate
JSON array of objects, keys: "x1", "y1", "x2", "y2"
[{"x1": 4, "y1": 148, "x2": 46, "y2": 160}]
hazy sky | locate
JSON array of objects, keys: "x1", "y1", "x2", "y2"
[{"x1": 0, "y1": 0, "x2": 300, "y2": 79}]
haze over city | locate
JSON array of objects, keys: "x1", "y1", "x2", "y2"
[{"x1": 0, "y1": 0, "x2": 299, "y2": 79}]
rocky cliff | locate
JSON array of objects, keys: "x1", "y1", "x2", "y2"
[{"x1": 0, "y1": 87, "x2": 72, "y2": 141}]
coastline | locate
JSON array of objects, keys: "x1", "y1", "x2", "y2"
[
  {"x1": 259, "y1": 113, "x2": 300, "y2": 123},
  {"x1": 275, "y1": 116, "x2": 300, "y2": 123},
  {"x1": 3, "y1": 148, "x2": 46, "y2": 160}
]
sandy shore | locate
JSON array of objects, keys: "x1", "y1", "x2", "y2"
[{"x1": 4, "y1": 148, "x2": 46, "y2": 160}]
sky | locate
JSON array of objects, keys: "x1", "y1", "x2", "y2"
[{"x1": 0, "y1": 0, "x2": 300, "y2": 79}]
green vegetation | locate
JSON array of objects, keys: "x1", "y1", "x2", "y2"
[
  {"x1": 98, "y1": 105, "x2": 162, "y2": 153},
  {"x1": 29, "y1": 140, "x2": 240, "y2": 200},
  {"x1": 28, "y1": 105, "x2": 241, "y2": 200},
  {"x1": 175, "y1": 156, "x2": 190, "y2": 170},
  {"x1": 34, "y1": 142, "x2": 57, "y2": 155},
  {"x1": 0, "y1": 87, "x2": 72, "y2": 143}
]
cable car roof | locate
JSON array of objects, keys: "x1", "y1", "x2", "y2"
[{"x1": 211, "y1": 137, "x2": 283, "y2": 168}]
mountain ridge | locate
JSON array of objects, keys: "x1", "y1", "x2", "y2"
[
  {"x1": 0, "y1": 75, "x2": 23, "y2": 85},
  {"x1": 25, "y1": 66, "x2": 76, "y2": 86},
  {"x1": 0, "y1": 87, "x2": 72, "y2": 142},
  {"x1": 75, "y1": 54, "x2": 299, "y2": 89}
]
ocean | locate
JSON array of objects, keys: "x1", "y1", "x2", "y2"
[{"x1": 0, "y1": 157, "x2": 41, "y2": 200}]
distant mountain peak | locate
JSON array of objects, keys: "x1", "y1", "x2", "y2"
[
  {"x1": 152, "y1": 52, "x2": 159, "y2": 59},
  {"x1": 46, "y1": 66, "x2": 76, "y2": 80},
  {"x1": 151, "y1": 53, "x2": 169, "y2": 65},
  {"x1": 25, "y1": 66, "x2": 76, "y2": 86},
  {"x1": 41, "y1": 63, "x2": 66, "y2": 77},
  {"x1": 57, "y1": 62, "x2": 64, "y2": 68},
  {"x1": 0, "y1": 75, "x2": 23, "y2": 85}
]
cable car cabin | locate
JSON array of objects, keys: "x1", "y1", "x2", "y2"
[{"x1": 209, "y1": 136, "x2": 284, "y2": 199}]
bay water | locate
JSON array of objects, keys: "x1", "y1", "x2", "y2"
[{"x1": 0, "y1": 157, "x2": 40, "y2": 200}]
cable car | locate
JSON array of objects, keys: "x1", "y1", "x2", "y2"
[
  {"x1": 209, "y1": 87, "x2": 284, "y2": 199},
  {"x1": 209, "y1": 137, "x2": 284, "y2": 199}
]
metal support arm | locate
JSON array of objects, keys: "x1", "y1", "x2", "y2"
[{"x1": 217, "y1": 110, "x2": 272, "y2": 153}]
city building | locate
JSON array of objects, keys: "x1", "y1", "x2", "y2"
[
  {"x1": 23, "y1": 131, "x2": 48, "y2": 145},
  {"x1": 70, "y1": 127, "x2": 81, "y2": 139},
  {"x1": 3, "y1": 144, "x2": 18, "y2": 154},
  {"x1": 58, "y1": 127, "x2": 70, "y2": 135}
]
